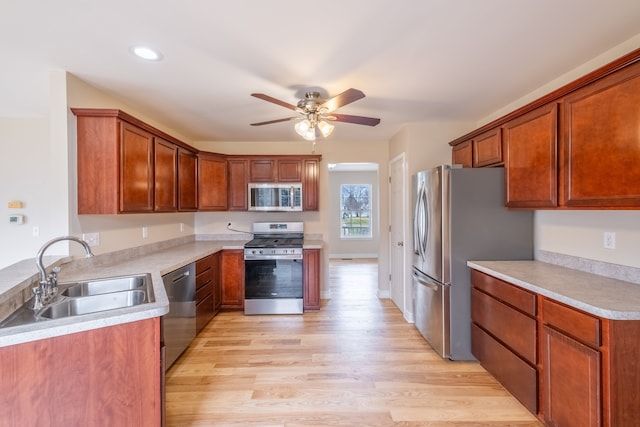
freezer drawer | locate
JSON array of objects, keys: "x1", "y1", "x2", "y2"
[{"x1": 412, "y1": 267, "x2": 450, "y2": 358}]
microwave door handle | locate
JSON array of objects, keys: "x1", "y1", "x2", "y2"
[{"x1": 290, "y1": 186, "x2": 294, "y2": 209}]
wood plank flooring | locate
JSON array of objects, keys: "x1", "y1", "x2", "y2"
[{"x1": 166, "y1": 259, "x2": 542, "y2": 426}]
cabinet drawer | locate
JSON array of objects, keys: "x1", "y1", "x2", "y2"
[
  {"x1": 472, "y1": 288, "x2": 537, "y2": 364},
  {"x1": 471, "y1": 270, "x2": 536, "y2": 316},
  {"x1": 196, "y1": 254, "x2": 213, "y2": 275},
  {"x1": 543, "y1": 298, "x2": 601, "y2": 348},
  {"x1": 472, "y1": 324, "x2": 538, "y2": 414},
  {"x1": 196, "y1": 294, "x2": 214, "y2": 332},
  {"x1": 195, "y1": 280, "x2": 212, "y2": 304}
]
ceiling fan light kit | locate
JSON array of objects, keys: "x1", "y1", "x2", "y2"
[{"x1": 251, "y1": 88, "x2": 380, "y2": 141}]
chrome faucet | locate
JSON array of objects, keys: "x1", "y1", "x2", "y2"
[{"x1": 33, "y1": 236, "x2": 94, "y2": 310}]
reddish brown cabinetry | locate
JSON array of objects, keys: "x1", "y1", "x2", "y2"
[
  {"x1": 153, "y1": 138, "x2": 178, "y2": 212},
  {"x1": 249, "y1": 158, "x2": 277, "y2": 182},
  {"x1": 451, "y1": 139, "x2": 472, "y2": 168},
  {"x1": 562, "y1": 60, "x2": 640, "y2": 207},
  {"x1": 221, "y1": 249, "x2": 244, "y2": 309},
  {"x1": 473, "y1": 127, "x2": 503, "y2": 167},
  {"x1": 0, "y1": 318, "x2": 161, "y2": 426},
  {"x1": 504, "y1": 103, "x2": 558, "y2": 208},
  {"x1": 470, "y1": 270, "x2": 538, "y2": 413},
  {"x1": 472, "y1": 268, "x2": 640, "y2": 427},
  {"x1": 303, "y1": 248, "x2": 321, "y2": 310},
  {"x1": 177, "y1": 148, "x2": 197, "y2": 211},
  {"x1": 195, "y1": 254, "x2": 215, "y2": 333},
  {"x1": 227, "y1": 158, "x2": 249, "y2": 211},
  {"x1": 449, "y1": 49, "x2": 640, "y2": 210},
  {"x1": 120, "y1": 122, "x2": 155, "y2": 212},
  {"x1": 302, "y1": 158, "x2": 320, "y2": 211},
  {"x1": 198, "y1": 152, "x2": 228, "y2": 211}
]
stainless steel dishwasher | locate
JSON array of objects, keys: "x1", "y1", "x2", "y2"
[{"x1": 162, "y1": 262, "x2": 196, "y2": 369}]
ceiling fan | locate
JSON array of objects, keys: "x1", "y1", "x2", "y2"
[{"x1": 250, "y1": 88, "x2": 381, "y2": 141}]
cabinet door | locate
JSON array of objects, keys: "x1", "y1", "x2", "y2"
[
  {"x1": 121, "y1": 122, "x2": 155, "y2": 212},
  {"x1": 473, "y1": 128, "x2": 503, "y2": 167},
  {"x1": 563, "y1": 61, "x2": 640, "y2": 207},
  {"x1": 303, "y1": 249, "x2": 321, "y2": 310},
  {"x1": 278, "y1": 158, "x2": 302, "y2": 181},
  {"x1": 452, "y1": 140, "x2": 472, "y2": 168},
  {"x1": 221, "y1": 249, "x2": 244, "y2": 309},
  {"x1": 303, "y1": 158, "x2": 320, "y2": 211},
  {"x1": 154, "y1": 138, "x2": 178, "y2": 212},
  {"x1": 228, "y1": 158, "x2": 248, "y2": 211},
  {"x1": 249, "y1": 159, "x2": 276, "y2": 182},
  {"x1": 177, "y1": 148, "x2": 197, "y2": 211},
  {"x1": 212, "y1": 251, "x2": 222, "y2": 313},
  {"x1": 504, "y1": 103, "x2": 558, "y2": 208},
  {"x1": 198, "y1": 153, "x2": 228, "y2": 211},
  {"x1": 542, "y1": 325, "x2": 601, "y2": 427}
]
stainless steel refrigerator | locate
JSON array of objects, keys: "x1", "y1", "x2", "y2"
[{"x1": 412, "y1": 165, "x2": 533, "y2": 360}]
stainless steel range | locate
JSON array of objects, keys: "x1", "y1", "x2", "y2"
[{"x1": 244, "y1": 222, "x2": 304, "y2": 315}]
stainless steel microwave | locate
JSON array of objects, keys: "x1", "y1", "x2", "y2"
[{"x1": 248, "y1": 183, "x2": 303, "y2": 211}]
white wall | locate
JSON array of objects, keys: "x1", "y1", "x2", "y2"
[
  {"x1": 327, "y1": 170, "x2": 380, "y2": 259},
  {"x1": 0, "y1": 117, "x2": 51, "y2": 268}
]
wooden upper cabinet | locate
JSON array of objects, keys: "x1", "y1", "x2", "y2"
[
  {"x1": 303, "y1": 158, "x2": 320, "y2": 211},
  {"x1": 120, "y1": 122, "x2": 155, "y2": 213},
  {"x1": 154, "y1": 138, "x2": 177, "y2": 212},
  {"x1": 473, "y1": 128, "x2": 503, "y2": 167},
  {"x1": 504, "y1": 103, "x2": 558, "y2": 208},
  {"x1": 452, "y1": 139, "x2": 472, "y2": 168},
  {"x1": 562, "y1": 60, "x2": 640, "y2": 207},
  {"x1": 178, "y1": 148, "x2": 197, "y2": 211},
  {"x1": 277, "y1": 158, "x2": 302, "y2": 181},
  {"x1": 249, "y1": 157, "x2": 303, "y2": 182},
  {"x1": 198, "y1": 152, "x2": 228, "y2": 211},
  {"x1": 249, "y1": 158, "x2": 277, "y2": 182},
  {"x1": 227, "y1": 157, "x2": 249, "y2": 211}
]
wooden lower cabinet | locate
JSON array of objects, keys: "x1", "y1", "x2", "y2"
[
  {"x1": 542, "y1": 325, "x2": 601, "y2": 427},
  {"x1": 470, "y1": 270, "x2": 538, "y2": 413},
  {"x1": 221, "y1": 249, "x2": 244, "y2": 309},
  {"x1": 303, "y1": 248, "x2": 321, "y2": 310},
  {"x1": 0, "y1": 318, "x2": 161, "y2": 427},
  {"x1": 195, "y1": 254, "x2": 215, "y2": 333},
  {"x1": 472, "y1": 268, "x2": 640, "y2": 427}
]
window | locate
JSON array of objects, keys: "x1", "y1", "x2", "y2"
[{"x1": 340, "y1": 184, "x2": 372, "y2": 238}]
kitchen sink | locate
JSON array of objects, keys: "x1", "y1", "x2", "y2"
[
  {"x1": 0, "y1": 273, "x2": 154, "y2": 329},
  {"x1": 38, "y1": 290, "x2": 147, "y2": 319},
  {"x1": 60, "y1": 275, "x2": 146, "y2": 297}
]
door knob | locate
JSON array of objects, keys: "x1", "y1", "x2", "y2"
[{"x1": 397, "y1": 241, "x2": 404, "y2": 247}]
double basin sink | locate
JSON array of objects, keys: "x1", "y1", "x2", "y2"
[{"x1": 0, "y1": 274, "x2": 153, "y2": 328}]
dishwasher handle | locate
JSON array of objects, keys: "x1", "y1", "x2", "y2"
[{"x1": 171, "y1": 270, "x2": 190, "y2": 283}]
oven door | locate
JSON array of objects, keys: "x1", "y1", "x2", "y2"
[{"x1": 244, "y1": 257, "x2": 303, "y2": 314}]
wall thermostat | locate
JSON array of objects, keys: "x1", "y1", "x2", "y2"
[{"x1": 9, "y1": 214, "x2": 25, "y2": 224}]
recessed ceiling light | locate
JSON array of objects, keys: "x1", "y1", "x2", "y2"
[{"x1": 130, "y1": 46, "x2": 163, "y2": 61}]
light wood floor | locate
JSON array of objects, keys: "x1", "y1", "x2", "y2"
[{"x1": 166, "y1": 259, "x2": 542, "y2": 426}]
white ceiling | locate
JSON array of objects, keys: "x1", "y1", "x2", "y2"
[{"x1": 2, "y1": 0, "x2": 640, "y2": 142}]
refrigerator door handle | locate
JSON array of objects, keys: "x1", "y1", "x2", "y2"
[
  {"x1": 412, "y1": 268, "x2": 441, "y2": 291},
  {"x1": 413, "y1": 181, "x2": 428, "y2": 259}
]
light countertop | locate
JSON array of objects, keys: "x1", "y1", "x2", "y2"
[
  {"x1": 0, "y1": 237, "x2": 323, "y2": 347},
  {"x1": 468, "y1": 260, "x2": 640, "y2": 320}
]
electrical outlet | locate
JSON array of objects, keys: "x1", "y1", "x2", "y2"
[
  {"x1": 603, "y1": 232, "x2": 616, "y2": 249},
  {"x1": 142, "y1": 226, "x2": 148, "y2": 239},
  {"x1": 82, "y1": 232, "x2": 100, "y2": 247},
  {"x1": 180, "y1": 223, "x2": 185, "y2": 233}
]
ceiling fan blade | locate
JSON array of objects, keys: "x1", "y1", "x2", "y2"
[
  {"x1": 328, "y1": 113, "x2": 381, "y2": 126},
  {"x1": 250, "y1": 117, "x2": 297, "y2": 126},
  {"x1": 251, "y1": 93, "x2": 298, "y2": 111},
  {"x1": 321, "y1": 88, "x2": 365, "y2": 112}
]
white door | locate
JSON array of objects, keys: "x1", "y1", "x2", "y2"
[{"x1": 389, "y1": 153, "x2": 407, "y2": 316}]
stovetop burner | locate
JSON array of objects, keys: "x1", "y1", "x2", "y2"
[{"x1": 245, "y1": 237, "x2": 303, "y2": 249}]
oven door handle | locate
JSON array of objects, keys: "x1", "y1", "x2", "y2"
[{"x1": 244, "y1": 254, "x2": 303, "y2": 261}]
